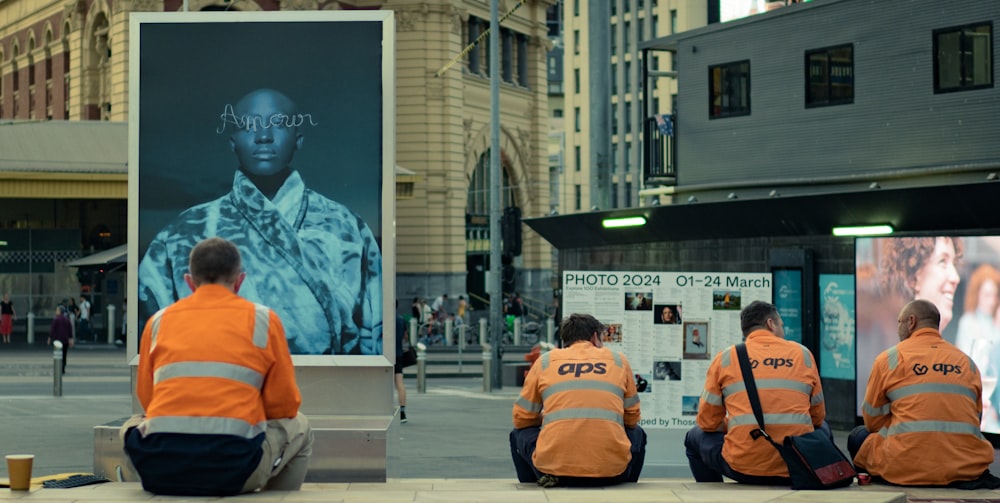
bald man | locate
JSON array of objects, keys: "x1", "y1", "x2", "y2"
[
  {"x1": 139, "y1": 88, "x2": 382, "y2": 356},
  {"x1": 850, "y1": 300, "x2": 998, "y2": 487}
]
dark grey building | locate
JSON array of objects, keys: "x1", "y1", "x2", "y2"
[{"x1": 530, "y1": 0, "x2": 998, "y2": 428}]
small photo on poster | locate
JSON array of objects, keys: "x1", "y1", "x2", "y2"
[
  {"x1": 653, "y1": 304, "x2": 682, "y2": 325},
  {"x1": 684, "y1": 321, "x2": 709, "y2": 359},
  {"x1": 635, "y1": 373, "x2": 652, "y2": 393},
  {"x1": 682, "y1": 395, "x2": 700, "y2": 416},
  {"x1": 625, "y1": 292, "x2": 653, "y2": 311},
  {"x1": 712, "y1": 290, "x2": 741, "y2": 310},
  {"x1": 601, "y1": 323, "x2": 623, "y2": 343},
  {"x1": 653, "y1": 360, "x2": 682, "y2": 381}
]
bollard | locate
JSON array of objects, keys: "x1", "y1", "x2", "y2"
[
  {"x1": 444, "y1": 318, "x2": 453, "y2": 346},
  {"x1": 546, "y1": 318, "x2": 555, "y2": 345},
  {"x1": 479, "y1": 318, "x2": 488, "y2": 346},
  {"x1": 106, "y1": 304, "x2": 116, "y2": 344},
  {"x1": 52, "y1": 341, "x2": 63, "y2": 397},
  {"x1": 513, "y1": 317, "x2": 522, "y2": 346},
  {"x1": 482, "y1": 343, "x2": 493, "y2": 392},
  {"x1": 416, "y1": 342, "x2": 427, "y2": 394},
  {"x1": 456, "y1": 324, "x2": 465, "y2": 373},
  {"x1": 409, "y1": 318, "x2": 418, "y2": 347},
  {"x1": 26, "y1": 312, "x2": 35, "y2": 345}
]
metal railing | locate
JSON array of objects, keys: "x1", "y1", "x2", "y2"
[{"x1": 643, "y1": 115, "x2": 677, "y2": 182}]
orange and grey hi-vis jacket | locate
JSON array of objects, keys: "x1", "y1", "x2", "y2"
[
  {"x1": 697, "y1": 329, "x2": 825, "y2": 477},
  {"x1": 513, "y1": 341, "x2": 640, "y2": 478},
  {"x1": 856, "y1": 328, "x2": 994, "y2": 486}
]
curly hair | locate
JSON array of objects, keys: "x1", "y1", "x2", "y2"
[
  {"x1": 879, "y1": 237, "x2": 963, "y2": 298},
  {"x1": 963, "y1": 264, "x2": 1000, "y2": 314}
]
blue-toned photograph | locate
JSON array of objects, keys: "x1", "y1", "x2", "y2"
[{"x1": 135, "y1": 16, "x2": 385, "y2": 355}]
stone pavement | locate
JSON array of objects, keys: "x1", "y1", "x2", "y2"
[{"x1": 4, "y1": 478, "x2": 1000, "y2": 502}]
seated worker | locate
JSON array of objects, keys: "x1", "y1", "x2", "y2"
[
  {"x1": 850, "y1": 299, "x2": 998, "y2": 487},
  {"x1": 685, "y1": 300, "x2": 828, "y2": 484},
  {"x1": 123, "y1": 237, "x2": 313, "y2": 496},
  {"x1": 510, "y1": 313, "x2": 646, "y2": 487},
  {"x1": 138, "y1": 87, "x2": 381, "y2": 355}
]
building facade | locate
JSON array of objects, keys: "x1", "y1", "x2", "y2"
[{"x1": 0, "y1": 0, "x2": 556, "y2": 316}]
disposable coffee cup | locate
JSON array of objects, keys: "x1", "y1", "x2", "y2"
[{"x1": 5, "y1": 455, "x2": 33, "y2": 491}]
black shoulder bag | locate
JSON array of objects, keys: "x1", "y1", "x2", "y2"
[{"x1": 735, "y1": 343, "x2": 856, "y2": 489}]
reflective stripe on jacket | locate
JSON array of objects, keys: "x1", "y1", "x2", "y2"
[
  {"x1": 856, "y1": 328, "x2": 993, "y2": 485},
  {"x1": 136, "y1": 284, "x2": 301, "y2": 437},
  {"x1": 513, "y1": 341, "x2": 640, "y2": 478},
  {"x1": 697, "y1": 330, "x2": 825, "y2": 477}
]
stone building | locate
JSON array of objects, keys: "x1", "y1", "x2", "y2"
[{"x1": 0, "y1": 0, "x2": 556, "y2": 315}]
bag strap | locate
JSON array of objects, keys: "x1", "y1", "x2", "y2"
[{"x1": 735, "y1": 343, "x2": 781, "y2": 449}]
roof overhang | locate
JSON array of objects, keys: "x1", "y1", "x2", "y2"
[
  {"x1": 526, "y1": 182, "x2": 1000, "y2": 249},
  {"x1": 65, "y1": 244, "x2": 127, "y2": 268}
]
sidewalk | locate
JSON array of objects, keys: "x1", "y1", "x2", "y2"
[{"x1": 5, "y1": 478, "x2": 1000, "y2": 502}]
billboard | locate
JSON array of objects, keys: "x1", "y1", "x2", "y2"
[
  {"x1": 127, "y1": 12, "x2": 395, "y2": 360},
  {"x1": 562, "y1": 270, "x2": 772, "y2": 429},
  {"x1": 856, "y1": 236, "x2": 1000, "y2": 433}
]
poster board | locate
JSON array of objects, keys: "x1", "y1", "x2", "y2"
[
  {"x1": 562, "y1": 271, "x2": 772, "y2": 429},
  {"x1": 127, "y1": 11, "x2": 395, "y2": 365}
]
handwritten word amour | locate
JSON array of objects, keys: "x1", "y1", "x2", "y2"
[{"x1": 216, "y1": 104, "x2": 319, "y2": 134}]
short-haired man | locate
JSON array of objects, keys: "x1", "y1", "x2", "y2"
[
  {"x1": 123, "y1": 237, "x2": 313, "y2": 496},
  {"x1": 510, "y1": 313, "x2": 646, "y2": 487},
  {"x1": 139, "y1": 88, "x2": 382, "y2": 356},
  {"x1": 850, "y1": 299, "x2": 997, "y2": 487},
  {"x1": 685, "y1": 300, "x2": 827, "y2": 484}
]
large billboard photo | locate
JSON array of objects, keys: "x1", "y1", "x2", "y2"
[
  {"x1": 128, "y1": 12, "x2": 395, "y2": 359},
  {"x1": 856, "y1": 236, "x2": 1000, "y2": 433}
]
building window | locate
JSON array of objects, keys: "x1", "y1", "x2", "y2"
[
  {"x1": 611, "y1": 23, "x2": 617, "y2": 54},
  {"x1": 625, "y1": 182, "x2": 632, "y2": 207},
  {"x1": 575, "y1": 146, "x2": 581, "y2": 171},
  {"x1": 574, "y1": 30, "x2": 580, "y2": 55},
  {"x1": 611, "y1": 62, "x2": 618, "y2": 94},
  {"x1": 625, "y1": 101, "x2": 632, "y2": 134},
  {"x1": 574, "y1": 184, "x2": 582, "y2": 211},
  {"x1": 611, "y1": 0, "x2": 616, "y2": 17},
  {"x1": 517, "y1": 34, "x2": 529, "y2": 87},
  {"x1": 612, "y1": 103, "x2": 618, "y2": 135},
  {"x1": 612, "y1": 183, "x2": 619, "y2": 208},
  {"x1": 805, "y1": 44, "x2": 854, "y2": 107},
  {"x1": 612, "y1": 143, "x2": 619, "y2": 173},
  {"x1": 652, "y1": 15, "x2": 658, "y2": 38},
  {"x1": 574, "y1": 68, "x2": 581, "y2": 94},
  {"x1": 574, "y1": 107, "x2": 581, "y2": 132},
  {"x1": 467, "y1": 18, "x2": 481, "y2": 74},
  {"x1": 573, "y1": 0, "x2": 579, "y2": 17},
  {"x1": 709, "y1": 60, "x2": 750, "y2": 118},
  {"x1": 934, "y1": 22, "x2": 993, "y2": 93},
  {"x1": 670, "y1": 9, "x2": 677, "y2": 34},
  {"x1": 624, "y1": 60, "x2": 631, "y2": 90},
  {"x1": 553, "y1": 108, "x2": 563, "y2": 118},
  {"x1": 624, "y1": 21, "x2": 631, "y2": 54},
  {"x1": 501, "y1": 29, "x2": 514, "y2": 83}
]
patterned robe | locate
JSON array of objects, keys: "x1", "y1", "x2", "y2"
[{"x1": 139, "y1": 170, "x2": 382, "y2": 355}]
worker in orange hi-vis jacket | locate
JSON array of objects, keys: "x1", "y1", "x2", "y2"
[
  {"x1": 850, "y1": 299, "x2": 999, "y2": 488},
  {"x1": 122, "y1": 237, "x2": 313, "y2": 496},
  {"x1": 510, "y1": 313, "x2": 646, "y2": 488},
  {"x1": 685, "y1": 300, "x2": 828, "y2": 485}
]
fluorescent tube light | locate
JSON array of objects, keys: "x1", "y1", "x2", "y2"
[
  {"x1": 832, "y1": 225, "x2": 894, "y2": 237},
  {"x1": 602, "y1": 216, "x2": 647, "y2": 228}
]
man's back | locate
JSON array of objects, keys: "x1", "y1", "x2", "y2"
[
  {"x1": 698, "y1": 330, "x2": 824, "y2": 477},
  {"x1": 126, "y1": 284, "x2": 301, "y2": 495},
  {"x1": 513, "y1": 342, "x2": 639, "y2": 478},
  {"x1": 857, "y1": 328, "x2": 994, "y2": 485}
]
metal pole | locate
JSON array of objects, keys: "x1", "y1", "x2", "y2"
[
  {"x1": 445, "y1": 318, "x2": 454, "y2": 346},
  {"x1": 479, "y1": 317, "x2": 488, "y2": 346},
  {"x1": 488, "y1": 0, "x2": 503, "y2": 391},
  {"x1": 27, "y1": 228, "x2": 32, "y2": 322},
  {"x1": 482, "y1": 343, "x2": 493, "y2": 392},
  {"x1": 546, "y1": 318, "x2": 555, "y2": 346},
  {"x1": 409, "y1": 317, "x2": 418, "y2": 347},
  {"x1": 106, "y1": 304, "x2": 116, "y2": 344},
  {"x1": 416, "y1": 342, "x2": 427, "y2": 394},
  {"x1": 26, "y1": 313, "x2": 34, "y2": 345},
  {"x1": 457, "y1": 324, "x2": 465, "y2": 373},
  {"x1": 513, "y1": 317, "x2": 522, "y2": 346},
  {"x1": 52, "y1": 340, "x2": 63, "y2": 396}
]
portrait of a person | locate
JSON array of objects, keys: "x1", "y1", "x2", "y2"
[
  {"x1": 138, "y1": 88, "x2": 383, "y2": 355},
  {"x1": 879, "y1": 236, "x2": 963, "y2": 332},
  {"x1": 655, "y1": 304, "x2": 681, "y2": 325}
]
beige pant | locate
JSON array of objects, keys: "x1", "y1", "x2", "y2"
[{"x1": 120, "y1": 413, "x2": 314, "y2": 493}]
